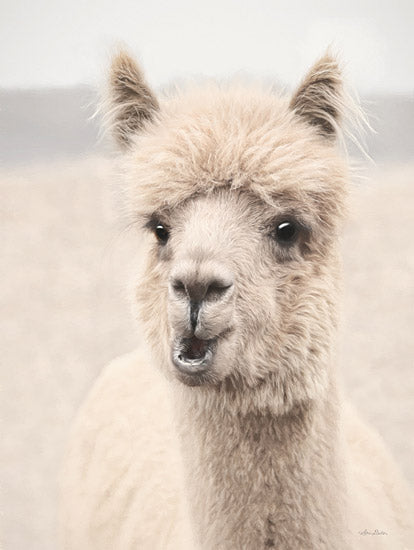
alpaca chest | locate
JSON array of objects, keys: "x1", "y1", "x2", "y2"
[{"x1": 177, "y1": 406, "x2": 347, "y2": 550}]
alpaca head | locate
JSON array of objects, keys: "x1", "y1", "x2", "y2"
[{"x1": 106, "y1": 51, "x2": 350, "y2": 413}]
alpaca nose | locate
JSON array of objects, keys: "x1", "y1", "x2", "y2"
[
  {"x1": 170, "y1": 271, "x2": 234, "y2": 331},
  {"x1": 171, "y1": 278, "x2": 232, "y2": 302}
]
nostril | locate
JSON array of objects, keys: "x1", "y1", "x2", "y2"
[
  {"x1": 171, "y1": 279, "x2": 186, "y2": 297},
  {"x1": 170, "y1": 274, "x2": 234, "y2": 302},
  {"x1": 206, "y1": 280, "x2": 233, "y2": 300},
  {"x1": 173, "y1": 280, "x2": 185, "y2": 291}
]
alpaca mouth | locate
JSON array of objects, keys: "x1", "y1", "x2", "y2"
[{"x1": 172, "y1": 336, "x2": 217, "y2": 376}]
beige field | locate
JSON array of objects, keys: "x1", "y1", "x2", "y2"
[{"x1": 1, "y1": 156, "x2": 413, "y2": 549}]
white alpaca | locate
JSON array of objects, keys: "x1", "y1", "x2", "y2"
[{"x1": 59, "y1": 51, "x2": 414, "y2": 549}]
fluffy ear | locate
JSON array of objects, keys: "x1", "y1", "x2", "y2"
[
  {"x1": 105, "y1": 51, "x2": 159, "y2": 149},
  {"x1": 290, "y1": 54, "x2": 344, "y2": 139}
]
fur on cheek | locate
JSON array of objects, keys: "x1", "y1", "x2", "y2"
[{"x1": 136, "y1": 251, "x2": 173, "y2": 375}]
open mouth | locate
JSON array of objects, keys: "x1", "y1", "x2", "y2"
[{"x1": 172, "y1": 336, "x2": 217, "y2": 375}]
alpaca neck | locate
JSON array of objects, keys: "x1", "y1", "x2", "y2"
[{"x1": 174, "y1": 375, "x2": 348, "y2": 550}]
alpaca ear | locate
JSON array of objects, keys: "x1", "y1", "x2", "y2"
[
  {"x1": 290, "y1": 54, "x2": 344, "y2": 139},
  {"x1": 105, "y1": 51, "x2": 159, "y2": 149}
]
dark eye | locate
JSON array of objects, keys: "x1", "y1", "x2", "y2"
[
  {"x1": 154, "y1": 223, "x2": 169, "y2": 243},
  {"x1": 274, "y1": 221, "x2": 298, "y2": 245}
]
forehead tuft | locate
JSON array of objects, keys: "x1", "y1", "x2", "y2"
[{"x1": 123, "y1": 83, "x2": 348, "y2": 225}]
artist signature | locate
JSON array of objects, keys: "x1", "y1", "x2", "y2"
[{"x1": 359, "y1": 529, "x2": 388, "y2": 536}]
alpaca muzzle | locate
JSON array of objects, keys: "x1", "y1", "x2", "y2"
[
  {"x1": 168, "y1": 262, "x2": 235, "y2": 332},
  {"x1": 168, "y1": 261, "x2": 235, "y2": 384}
]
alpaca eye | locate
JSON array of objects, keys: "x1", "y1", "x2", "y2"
[
  {"x1": 155, "y1": 223, "x2": 169, "y2": 243},
  {"x1": 274, "y1": 221, "x2": 298, "y2": 245}
]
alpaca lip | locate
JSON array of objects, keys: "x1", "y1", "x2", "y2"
[{"x1": 172, "y1": 336, "x2": 216, "y2": 375}]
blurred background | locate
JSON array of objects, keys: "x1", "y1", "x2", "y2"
[{"x1": 1, "y1": 1, "x2": 413, "y2": 548}]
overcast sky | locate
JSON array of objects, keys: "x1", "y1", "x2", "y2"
[{"x1": 1, "y1": 0, "x2": 413, "y2": 94}]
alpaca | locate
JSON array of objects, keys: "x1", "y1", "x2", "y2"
[{"x1": 59, "y1": 51, "x2": 414, "y2": 549}]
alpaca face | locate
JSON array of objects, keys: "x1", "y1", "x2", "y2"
[
  {"x1": 138, "y1": 181, "x2": 342, "y2": 390},
  {"x1": 140, "y1": 187, "x2": 329, "y2": 388},
  {"x1": 106, "y1": 51, "x2": 350, "y2": 406}
]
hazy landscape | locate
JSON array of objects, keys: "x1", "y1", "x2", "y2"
[
  {"x1": 1, "y1": 87, "x2": 414, "y2": 166},
  {"x1": 1, "y1": 89, "x2": 413, "y2": 549}
]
